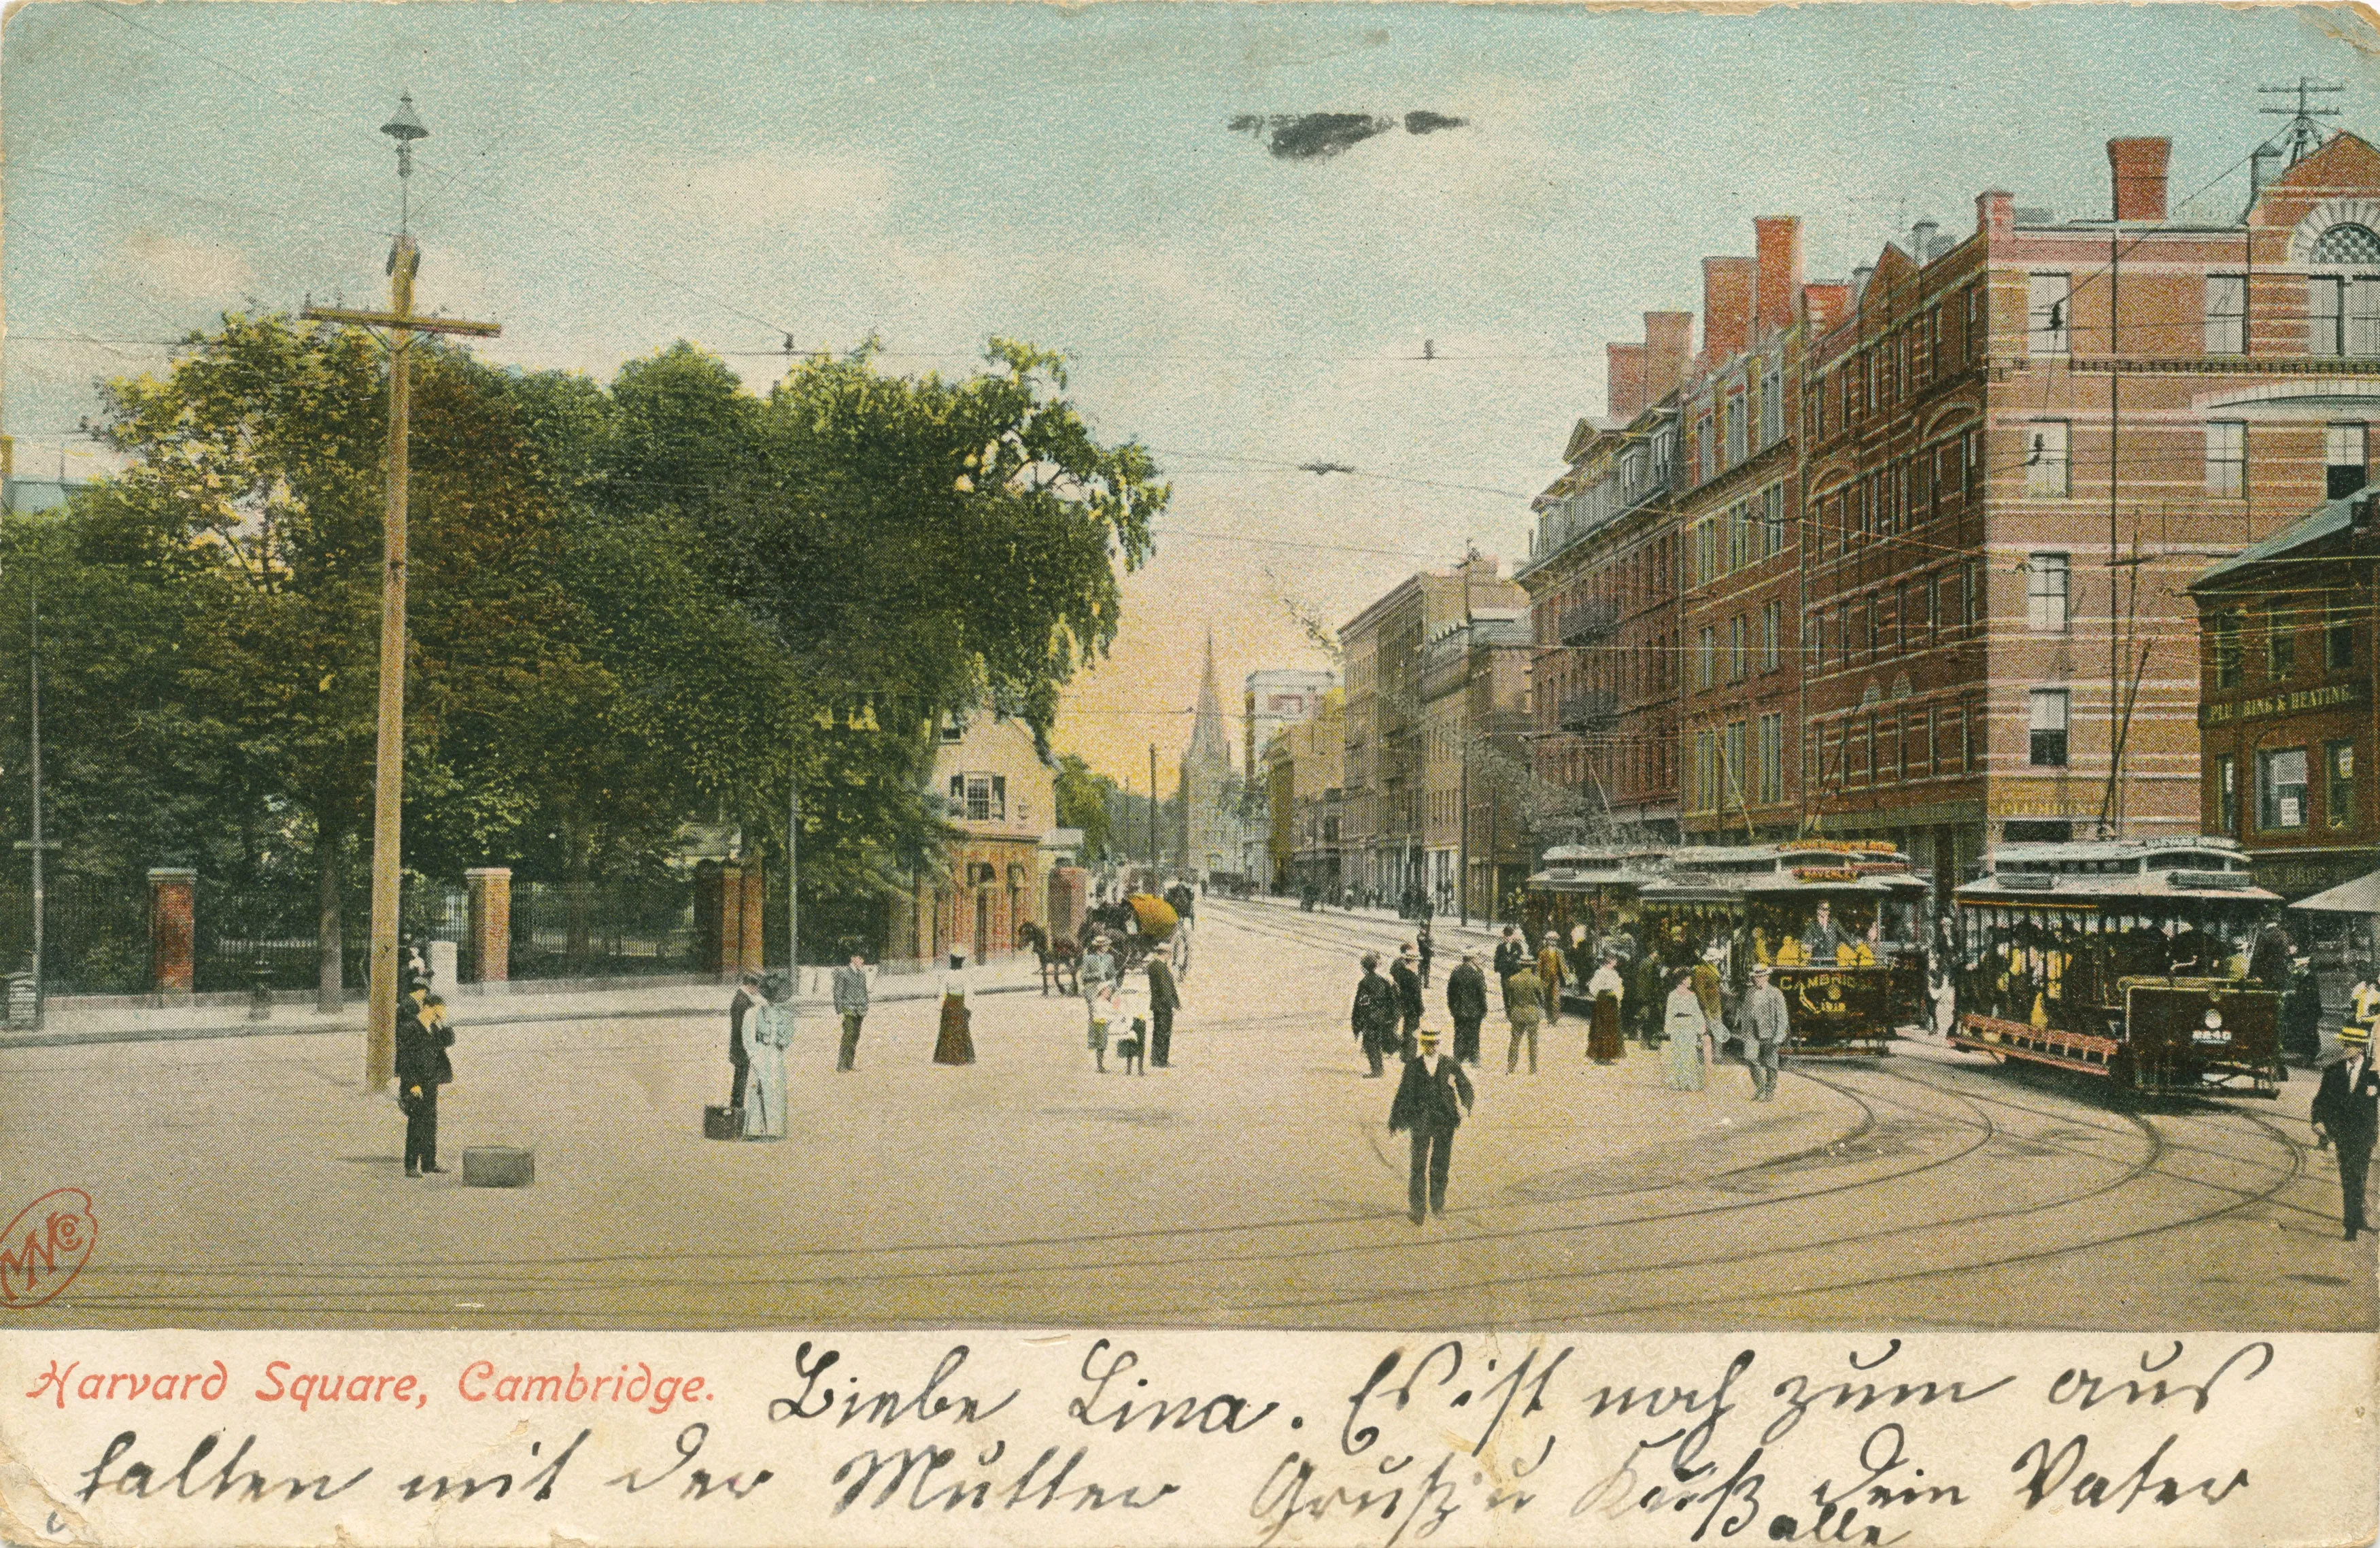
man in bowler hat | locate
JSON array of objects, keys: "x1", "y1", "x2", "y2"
[{"x1": 2313, "y1": 1021, "x2": 2380, "y2": 1239}]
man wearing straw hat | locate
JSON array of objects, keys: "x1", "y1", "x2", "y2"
[
  {"x1": 1389, "y1": 1026, "x2": 1474, "y2": 1224},
  {"x1": 2313, "y1": 1016, "x2": 2380, "y2": 1240}
]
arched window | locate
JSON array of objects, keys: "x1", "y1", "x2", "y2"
[{"x1": 2312, "y1": 222, "x2": 2380, "y2": 264}]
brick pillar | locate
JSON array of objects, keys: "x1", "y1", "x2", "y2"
[
  {"x1": 717, "y1": 863, "x2": 745, "y2": 984},
  {"x1": 1049, "y1": 865, "x2": 1087, "y2": 942},
  {"x1": 464, "y1": 868, "x2": 511, "y2": 983},
  {"x1": 739, "y1": 859, "x2": 766, "y2": 975},
  {"x1": 147, "y1": 867, "x2": 196, "y2": 999},
  {"x1": 694, "y1": 862, "x2": 726, "y2": 976}
]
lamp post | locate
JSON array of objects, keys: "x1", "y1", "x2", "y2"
[{"x1": 302, "y1": 93, "x2": 500, "y2": 1089}]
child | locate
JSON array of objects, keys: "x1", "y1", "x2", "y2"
[
  {"x1": 1087, "y1": 971, "x2": 1119, "y2": 1072},
  {"x1": 1110, "y1": 974, "x2": 1149, "y2": 1074}
]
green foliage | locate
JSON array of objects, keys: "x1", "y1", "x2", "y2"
[
  {"x1": 5, "y1": 317, "x2": 1165, "y2": 960},
  {"x1": 1055, "y1": 753, "x2": 1117, "y2": 861}
]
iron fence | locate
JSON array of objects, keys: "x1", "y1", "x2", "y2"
[
  {"x1": 0, "y1": 874, "x2": 148, "y2": 996},
  {"x1": 509, "y1": 879, "x2": 695, "y2": 978}
]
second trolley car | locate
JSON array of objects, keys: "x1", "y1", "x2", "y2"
[
  {"x1": 1946, "y1": 839, "x2": 2285, "y2": 1097},
  {"x1": 1637, "y1": 841, "x2": 1930, "y2": 1056}
]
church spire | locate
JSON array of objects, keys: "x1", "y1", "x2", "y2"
[{"x1": 1186, "y1": 625, "x2": 1230, "y2": 773}]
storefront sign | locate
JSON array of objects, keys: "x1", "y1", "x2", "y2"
[{"x1": 2200, "y1": 677, "x2": 2368, "y2": 727}]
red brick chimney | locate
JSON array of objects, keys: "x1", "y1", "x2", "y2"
[
  {"x1": 1606, "y1": 342, "x2": 1647, "y2": 422},
  {"x1": 1801, "y1": 282, "x2": 1852, "y2": 334},
  {"x1": 2108, "y1": 137, "x2": 2170, "y2": 223},
  {"x1": 1642, "y1": 311, "x2": 1694, "y2": 402},
  {"x1": 1752, "y1": 216, "x2": 1804, "y2": 337},
  {"x1": 1975, "y1": 188, "x2": 2014, "y2": 243},
  {"x1": 1701, "y1": 256, "x2": 1755, "y2": 365}
]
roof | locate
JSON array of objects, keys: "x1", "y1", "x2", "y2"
[
  {"x1": 1990, "y1": 838, "x2": 2246, "y2": 871},
  {"x1": 1958, "y1": 872, "x2": 2280, "y2": 906},
  {"x1": 2192, "y1": 494, "x2": 2358, "y2": 589}
]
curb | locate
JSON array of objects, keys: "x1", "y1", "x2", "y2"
[{"x1": 0, "y1": 978, "x2": 1054, "y2": 1052}]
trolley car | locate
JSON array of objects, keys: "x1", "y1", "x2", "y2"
[
  {"x1": 1520, "y1": 846, "x2": 1667, "y2": 998},
  {"x1": 1637, "y1": 841, "x2": 1930, "y2": 1056},
  {"x1": 1945, "y1": 839, "x2": 2285, "y2": 1097}
]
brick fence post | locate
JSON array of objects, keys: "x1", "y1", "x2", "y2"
[
  {"x1": 464, "y1": 868, "x2": 511, "y2": 984},
  {"x1": 147, "y1": 867, "x2": 196, "y2": 1000},
  {"x1": 718, "y1": 861, "x2": 746, "y2": 984},
  {"x1": 739, "y1": 858, "x2": 766, "y2": 977}
]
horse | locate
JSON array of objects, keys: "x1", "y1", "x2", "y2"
[{"x1": 1017, "y1": 920, "x2": 1081, "y2": 996}]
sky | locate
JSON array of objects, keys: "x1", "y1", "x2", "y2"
[{"x1": 7, "y1": 1, "x2": 2380, "y2": 785}]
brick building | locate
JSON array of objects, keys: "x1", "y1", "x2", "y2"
[
  {"x1": 894, "y1": 711, "x2": 1061, "y2": 963},
  {"x1": 1676, "y1": 217, "x2": 1850, "y2": 844},
  {"x1": 2190, "y1": 491, "x2": 2378, "y2": 899},
  {"x1": 1518, "y1": 312, "x2": 1690, "y2": 841},
  {"x1": 1797, "y1": 129, "x2": 2380, "y2": 896},
  {"x1": 1265, "y1": 688, "x2": 1346, "y2": 897},
  {"x1": 1339, "y1": 557, "x2": 1521, "y2": 901},
  {"x1": 1418, "y1": 607, "x2": 1535, "y2": 916}
]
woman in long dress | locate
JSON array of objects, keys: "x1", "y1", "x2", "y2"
[
  {"x1": 1662, "y1": 970, "x2": 1709, "y2": 1091},
  {"x1": 932, "y1": 949, "x2": 976, "y2": 1065},
  {"x1": 1586, "y1": 953, "x2": 1625, "y2": 1065},
  {"x1": 742, "y1": 974, "x2": 792, "y2": 1139}
]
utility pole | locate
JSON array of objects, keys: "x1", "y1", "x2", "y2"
[
  {"x1": 1148, "y1": 743, "x2": 1159, "y2": 876},
  {"x1": 302, "y1": 92, "x2": 500, "y2": 1090},
  {"x1": 787, "y1": 778, "x2": 799, "y2": 986},
  {"x1": 16, "y1": 587, "x2": 57, "y2": 1027},
  {"x1": 2101, "y1": 222, "x2": 2122, "y2": 839}
]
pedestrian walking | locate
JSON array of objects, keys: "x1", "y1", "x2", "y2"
[
  {"x1": 1585, "y1": 952, "x2": 1625, "y2": 1065},
  {"x1": 1080, "y1": 931, "x2": 1116, "y2": 1048},
  {"x1": 2249, "y1": 923, "x2": 2293, "y2": 994},
  {"x1": 932, "y1": 949, "x2": 976, "y2": 1066},
  {"x1": 395, "y1": 992, "x2": 454, "y2": 1177},
  {"x1": 1493, "y1": 926, "x2": 1525, "y2": 1001},
  {"x1": 1445, "y1": 949, "x2": 1489, "y2": 1065},
  {"x1": 1663, "y1": 969, "x2": 1710, "y2": 1091},
  {"x1": 1389, "y1": 1027, "x2": 1474, "y2": 1224},
  {"x1": 742, "y1": 974, "x2": 793, "y2": 1139},
  {"x1": 1393, "y1": 945, "x2": 1425, "y2": 1059},
  {"x1": 832, "y1": 948, "x2": 870, "y2": 1071},
  {"x1": 1351, "y1": 952, "x2": 1401, "y2": 1078},
  {"x1": 1536, "y1": 935, "x2": 1568, "y2": 1025},
  {"x1": 1146, "y1": 954, "x2": 1180, "y2": 1067},
  {"x1": 1632, "y1": 948, "x2": 1667, "y2": 1046},
  {"x1": 724, "y1": 971, "x2": 760, "y2": 1105},
  {"x1": 1416, "y1": 922, "x2": 1435, "y2": 988},
  {"x1": 2313, "y1": 1020, "x2": 2380, "y2": 1239},
  {"x1": 1504, "y1": 961, "x2": 1544, "y2": 1074},
  {"x1": 2284, "y1": 957, "x2": 2326, "y2": 1067},
  {"x1": 1741, "y1": 963, "x2": 1790, "y2": 1101}
]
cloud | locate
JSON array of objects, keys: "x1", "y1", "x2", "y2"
[{"x1": 1227, "y1": 111, "x2": 1472, "y2": 162}]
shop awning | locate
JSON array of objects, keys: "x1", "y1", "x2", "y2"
[{"x1": 2290, "y1": 868, "x2": 2380, "y2": 914}]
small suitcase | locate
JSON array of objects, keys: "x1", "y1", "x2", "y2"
[
  {"x1": 703, "y1": 1105, "x2": 744, "y2": 1141},
  {"x1": 461, "y1": 1146, "x2": 534, "y2": 1188}
]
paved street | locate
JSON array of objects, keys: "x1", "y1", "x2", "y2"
[{"x1": 3, "y1": 898, "x2": 2365, "y2": 1332}]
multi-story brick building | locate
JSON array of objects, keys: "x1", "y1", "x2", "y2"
[
  {"x1": 894, "y1": 711, "x2": 1061, "y2": 962},
  {"x1": 2190, "y1": 491, "x2": 2378, "y2": 900},
  {"x1": 1340, "y1": 557, "x2": 1520, "y2": 901},
  {"x1": 1265, "y1": 689, "x2": 1347, "y2": 897},
  {"x1": 1519, "y1": 312, "x2": 1690, "y2": 842},
  {"x1": 1797, "y1": 129, "x2": 2380, "y2": 897},
  {"x1": 1242, "y1": 667, "x2": 1337, "y2": 887},
  {"x1": 1418, "y1": 607, "x2": 1534, "y2": 916},
  {"x1": 1676, "y1": 218, "x2": 1852, "y2": 843}
]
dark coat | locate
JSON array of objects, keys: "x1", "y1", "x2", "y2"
[
  {"x1": 1146, "y1": 959, "x2": 1181, "y2": 1014},
  {"x1": 2313, "y1": 1052, "x2": 2380, "y2": 1154},
  {"x1": 1445, "y1": 962, "x2": 1489, "y2": 1021},
  {"x1": 1352, "y1": 971, "x2": 1399, "y2": 1043},
  {"x1": 394, "y1": 1013, "x2": 454, "y2": 1090},
  {"x1": 2248, "y1": 929, "x2": 2292, "y2": 993},
  {"x1": 1493, "y1": 938, "x2": 1524, "y2": 980},
  {"x1": 1391, "y1": 961, "x2": 1424, "y2": 1019},
  {"x1": 729, "y1": 988, "x2": 757, "y2": 1063},
  {"x1": 1389, "y1": 1053, "x2": 1474, "y2": 1134}
]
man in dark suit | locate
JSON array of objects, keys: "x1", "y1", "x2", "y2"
[
  {"x1": 395, "y1": 993, "x2": 455, "y2": 1177},
  {"x1": 2312, "y1": 1025, "x2": 2380, "y2": 1239},
  {"x1": 1389, "y1": 1027, "x2": 1475, "y2": 1224},
  {"x1": 727, "y1": 971, "x2": 761, "y2": 1109},
  {"x1": 1445, "y1": 950, "x2": 1489, "y2": 1065},
  {"x1": 1351, "y1": 953, "x2": 1399, "y2": 1078},
  {"x1": 1391, "y1": 945, "x2": 1425, "y2": 1060},
  {"x1": 1493, "y1": 927, "x2": 1524, "y2": 1000},
  {"x1": 1146, "y1": 956, "x2": 1181, "y2": 1067}
]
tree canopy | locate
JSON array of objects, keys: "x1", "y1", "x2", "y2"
[{"x1": 0, "y1": 317, "x2": 1167, "y2": 978}]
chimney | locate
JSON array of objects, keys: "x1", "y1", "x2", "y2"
[
  {"x1": 1975, "y1": 188, "x2": 2014, "y2": 243},
  {"x1": 1801, "y1": 282, "x2": 1852, "y2": 334},
  {"x1": 1752, "y1": 216, "x2": 1804, "y2": 334},
  {"x1": 2108, "y1": 137, "x2": 2171, "y2": 223},
  {"x1": 1852, "y1": 264, "x2": 1875, "y2": 303},
  {"x1": 1701, "y1": 256, "x2": 1755, "y2": 364},
  {"x1": 1606, "y1": 342, "x2": 1647, "y2": 422},
  {"x1": 1642, "y1": 311, "x2": 1694, "y2": 402},
  {"x1": 1910, "y1": 219, "x2": 1939, "y2": 261}
]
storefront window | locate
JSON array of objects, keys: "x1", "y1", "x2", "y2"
[
  {"x1": 2328, "y1": 741, "x2": 2356, "y2": 830},
  {"x1": 2259, "y1": 746, "x2": 2309, "y2": 830}
]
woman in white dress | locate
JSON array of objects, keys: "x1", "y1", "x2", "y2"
[
  {"x1": 1662, "y1": 969, "x2": 1710, "y2": 1092},
  {"x1": 742, "y1": 974, "x2": 793, "y2": 1139}
]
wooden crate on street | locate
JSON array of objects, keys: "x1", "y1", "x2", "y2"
[{"x1": 461, "y1": 1146, "x2": 534, "y2": 1188}]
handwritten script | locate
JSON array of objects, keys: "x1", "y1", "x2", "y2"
[{"x1": 0, "y1": 1329, "x2": 2359, "y2": 1546}]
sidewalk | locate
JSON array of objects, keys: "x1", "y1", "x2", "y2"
[
  {"x1": 1229, "y1": 893, "x2": 1510, "y2": 954},
  {"x1": 1, "y1": 957, "x2": 1051, "y2": 1050}
]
